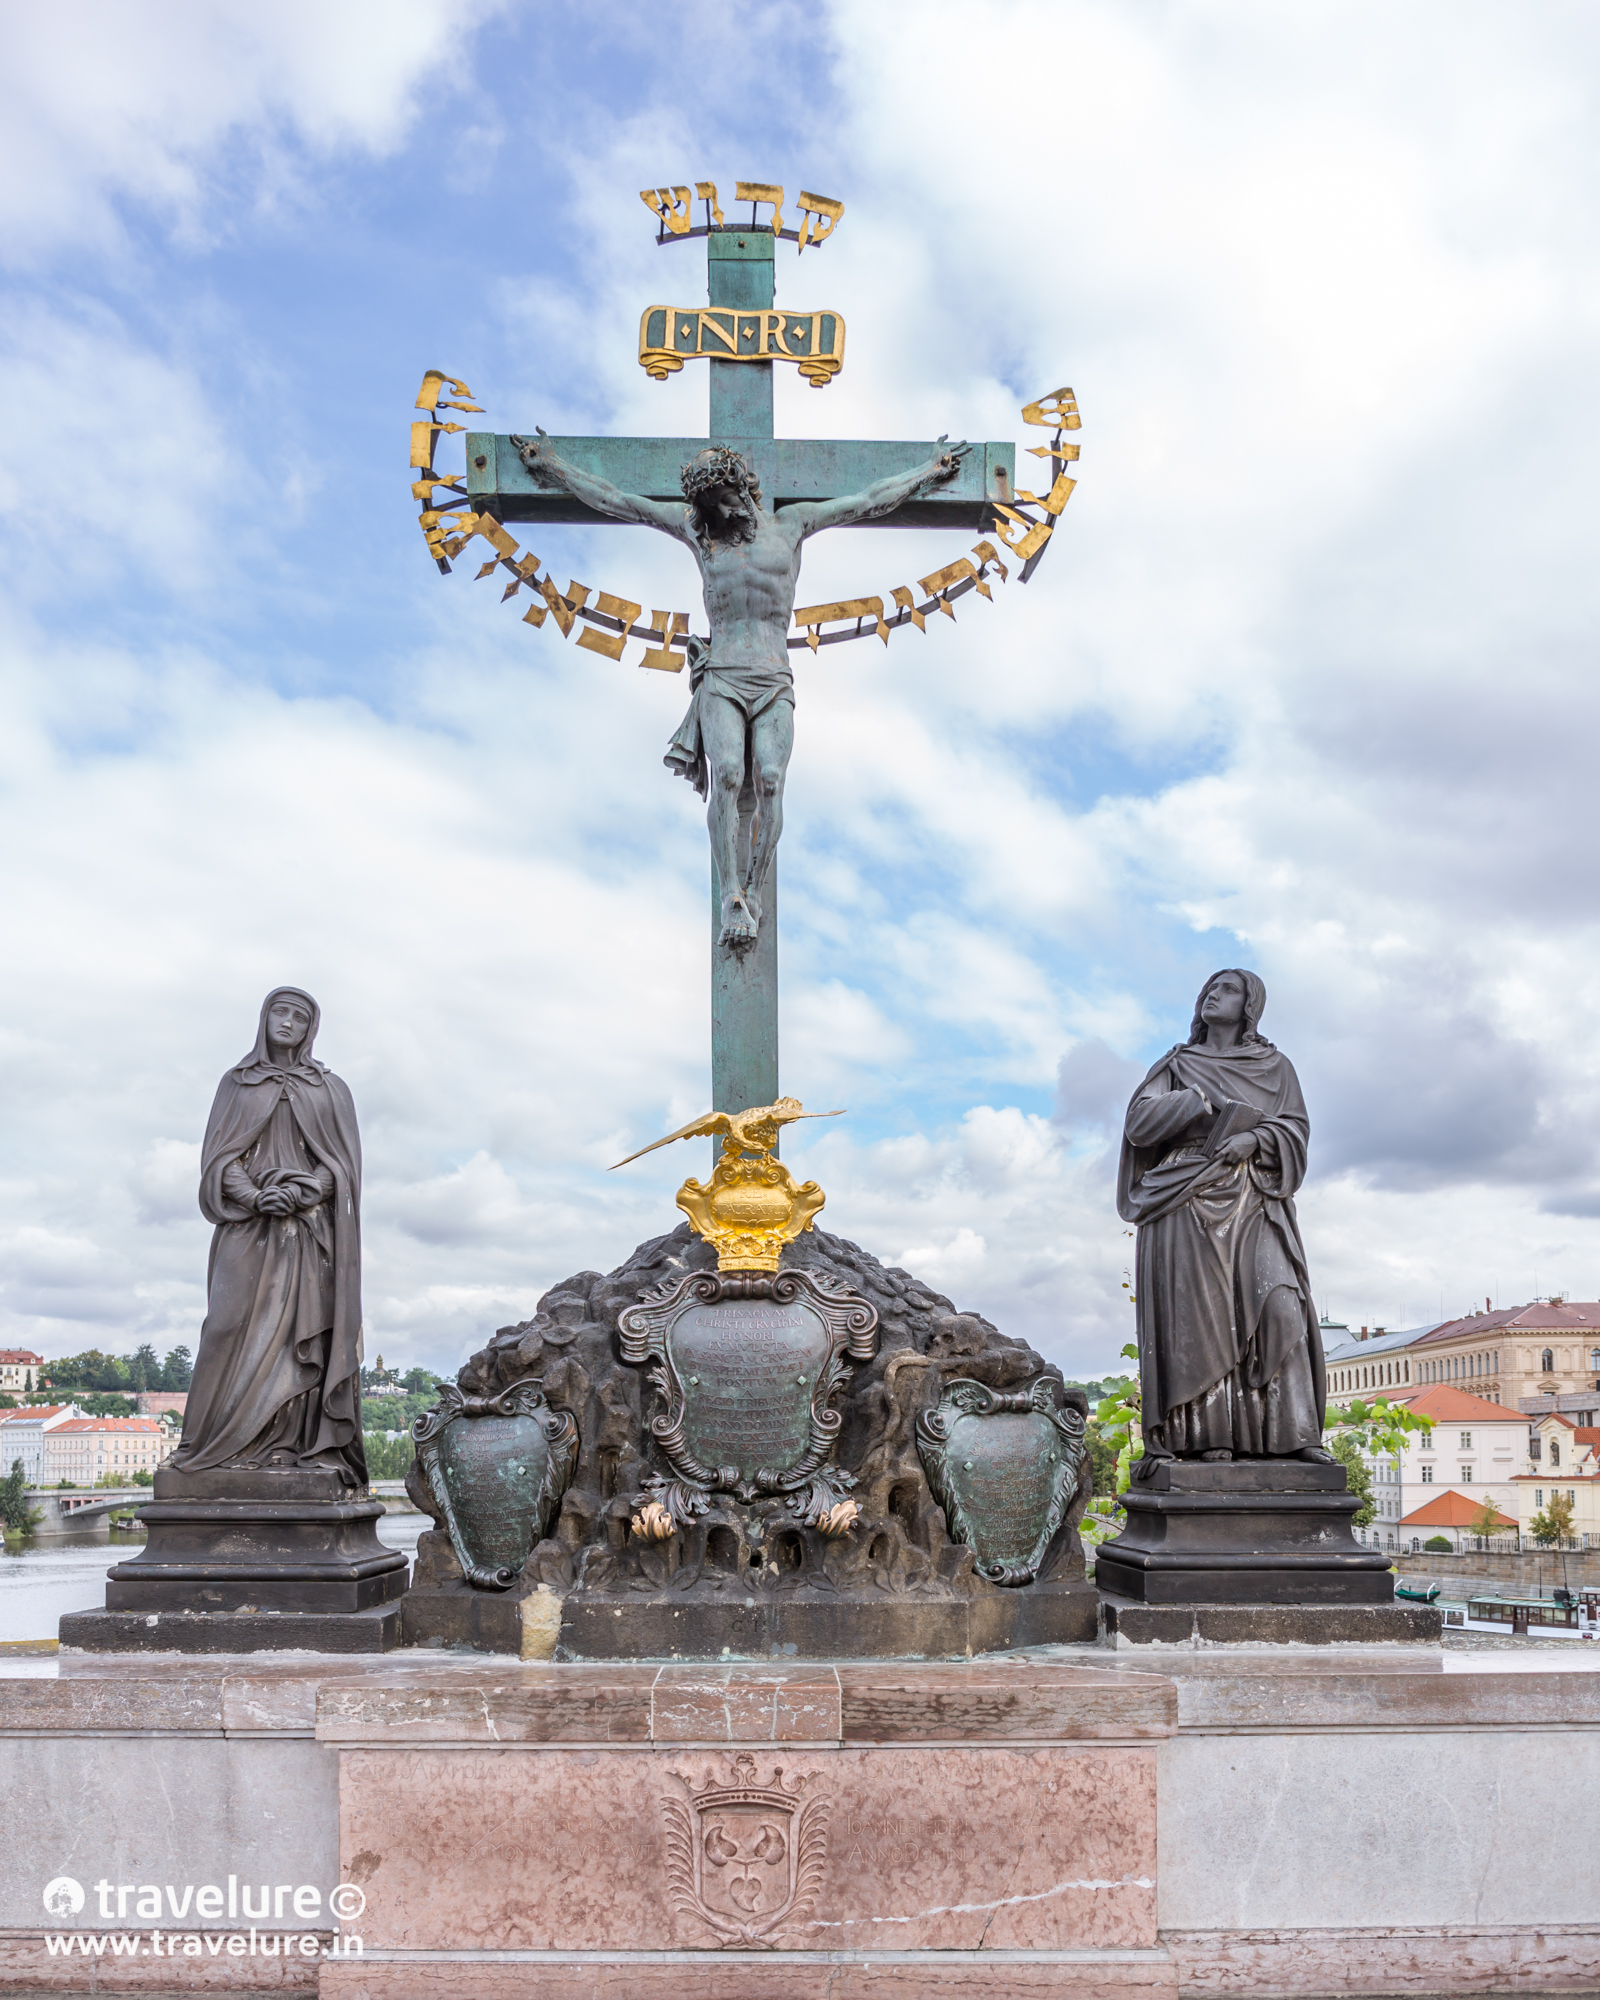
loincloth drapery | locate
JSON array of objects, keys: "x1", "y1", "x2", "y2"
[{"x1": 664, "y1": 643, "x2": 794, "y2": 799}]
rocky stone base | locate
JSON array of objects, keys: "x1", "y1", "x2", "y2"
[
  {"x1": 401, "y1": 1526, "x2": 1098, "y2": 1658},
  {"x1": 557, "y1": 1580, "x2": 1099, "y2": 1660},
  {"x1": 402, "y1": 1223, "x2": 1096, "y2": 1659}
]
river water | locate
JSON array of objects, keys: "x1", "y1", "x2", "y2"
[{"x1": 0, "y1": 1512, "x2": 426, "y2": 1646}]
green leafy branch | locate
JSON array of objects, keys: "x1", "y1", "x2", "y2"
[
  {"x1": 1326, "y1": 1395, "x2": 1433, "y2": 1460},
  {"x1": 1080, "y1": 1340, "x2": 1142, "y2": 1545}
]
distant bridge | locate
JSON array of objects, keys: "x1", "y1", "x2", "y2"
[
  {"x1": 23, "y1": 1488, "x2": 148, "y2": 1536},
  {"x1": 20, "y1": 1482, "x2": 422, "y2": 1537}
]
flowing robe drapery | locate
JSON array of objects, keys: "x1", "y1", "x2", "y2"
[
  {"x1": 171, "y1": 990, "x2": 366, "y2": 1485},
  {"x1": 1116, "y1": 1037, "x2": 1325, "y2": 1456}
]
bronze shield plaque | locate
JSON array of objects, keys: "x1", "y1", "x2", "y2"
[
  {"x1": 618, "y1": 1269, "x2": 878, "y2": 1520},
  {"x1": 669, "y1": 1296, "x2": 831, "y2": 1486},
  {"x1": 412, "y1": 1379, "x2": 578, "y2": 1590},
  {"x1": 915, "y1": 1377, "x2": 1086, "y2": 1586}
]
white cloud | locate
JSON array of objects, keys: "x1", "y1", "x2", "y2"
[
  {"x1": 0, "y1": 0, "x2": 486, "y2": 261},
  {"x1": 5, "y1": 2, "x2": 1600, "y2": 1391}
]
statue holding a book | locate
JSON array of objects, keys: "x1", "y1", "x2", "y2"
[{"x1": 1117, "y1": 968, "x2": 1333, "y2": 1473}]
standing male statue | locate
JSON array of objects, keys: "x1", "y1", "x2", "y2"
[
  {"x1": 512, "y1": 435, "x2": 969, "y2": 947},
  {"x1": 1117, "y1": 968, "x2": 1334, "y2": 1474},
  {"x1": 170, "y1": 986, "x2": 367, "y2": 1487}
]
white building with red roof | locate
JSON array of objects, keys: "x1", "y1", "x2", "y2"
[
  {"x1": 1339, "y1": 1385, "x2": 1528, "y2": 1553},
  {"x1": 0, "y1": 1349, "x2": 44, "y2": 1393},
  {"x1": 1511, "y1": 1412, "x2": 1600, "y2": 1547},
  {"x1": 40, "y1": 1415, "x2": 172, "y2": 1487},
  {"x1": 0, "y1": 1404, "x2": 83, "y2": 1485},
  {"x1": 1397, "y1": 1490, "x2": 1519, "y2": 1552}
]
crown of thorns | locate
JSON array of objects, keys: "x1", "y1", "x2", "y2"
[{"x1": 680, "y1": 446, "x2": 762, "y2": 507}]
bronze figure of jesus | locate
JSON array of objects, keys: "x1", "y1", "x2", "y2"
[{"x1": 512, "y1": 434, "x2": 969, "y2": 947}]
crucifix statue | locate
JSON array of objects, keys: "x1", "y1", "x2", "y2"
[
  {"x1": 509, "y1": 430, "x2": 970, "y2": 951},
  {"x1": 459, "y1": 190, "x2": 1020, "y2": 1125}
]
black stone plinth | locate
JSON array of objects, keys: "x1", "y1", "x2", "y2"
[
  {"x1": 1098, "y1": 1596, "x2": 1442, "y2": 1646},
  {"x1": 69, "y1": 1466, "x2": 408, "y2": 1645},
  {"x1": 59, "y1": 1603, "x2": 403, "y2": 1654},
  {"x1": 1092, "y1": 1459, "x2": 1394, "y2": 1607},
  {"x1": 400, "y1": 1574, "x2": 1100, "y2": 1659}
]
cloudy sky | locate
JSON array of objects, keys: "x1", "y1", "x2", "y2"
[{"x1": 3, "y1": 1, "x2": 1598, "y2": 1382}]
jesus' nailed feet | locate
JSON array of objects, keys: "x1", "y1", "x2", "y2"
[{"x1": 721, "y1": 883, "x2": 761, "y2": 949}]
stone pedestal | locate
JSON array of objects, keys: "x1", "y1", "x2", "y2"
[
  {"x1": 1099, "y1": 1597, "x2": 1443, "y2": 1646},
  {"x1": 1093, "y1": 1459, "x2": 1394, "y2": 1607},
  {"x1": 315, "y1": 1659, "x2": 1176, "y2": 1997},
  {"x1": 58, "y1": 1465, "x2": 408, "y2": 1654}
]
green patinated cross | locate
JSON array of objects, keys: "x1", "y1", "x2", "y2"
[{"x1": 465, "y1": 227, "x2": 1015, "y2": 1130}]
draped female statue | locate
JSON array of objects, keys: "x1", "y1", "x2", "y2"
[
  {"x1": 170, "y1": 987, "x2": 366, "y2": 1486},
  {"x1": 1116, "y1": 969, "x2": 1332, "y2": 1469}
]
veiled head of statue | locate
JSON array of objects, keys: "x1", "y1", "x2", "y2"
[
  {"x1": 1189, "y1": 968, "x2": 1266, "y2": 1046},
  {"x1": 245, "y1": 986, "x2": 321, "y2": 1068}
]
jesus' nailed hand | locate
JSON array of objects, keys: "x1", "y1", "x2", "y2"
[{"x1": 510, "y1": 432, "x2": 970, "y2": 949}]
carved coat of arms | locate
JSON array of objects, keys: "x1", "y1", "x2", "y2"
[{"x1": 661, "y1": 1754, "x2": 829, "y2": 1946}]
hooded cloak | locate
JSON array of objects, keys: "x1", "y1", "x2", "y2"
[
  {"x1": 1117, "y1": 970, "x2": 1325, "y2": 1457},
  {"x1": 172, "y1": 988, "x2": 366, "y2": 1483}
]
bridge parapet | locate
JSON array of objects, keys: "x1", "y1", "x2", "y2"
[{"x1": 23, "y1": 1488, "x2": 148, "y2": 1536}]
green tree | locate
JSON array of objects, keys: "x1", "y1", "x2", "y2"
[
  {"x1": 0, "y1": 1457, "x2": 40, "y2": 1534},
  {"x1": 1468, "y1": 1496, "x2": 1505, "y2": 1543},
  {"x1": 1080, "y1": 1346, "x2": 1142, "y2": 1548},
  {"x1": 1083, "y1": 1422, "x2": 1120, "y2": 1496},
  {"x1": 1530, "y1": 1490, "x2": 1575, "y2": 1546},
  {"x1": 1094, "y1": 1349, "x2": 1143, "y2": 1492},
  {"x1": 1424, "y1": 1535, "x2": 1452, "y2": 1552},
  {"x1": 73, "y1": 1392, "x2": 138, "y2": 1417},
  {"x1": 401, "y1": 1367, "x2": 440, "y2": 1394},
  {"x1": 363, "y1": 1433, "x2": 416, "y2": 1481},
  {"x1": 43, "y1": 1350, "x2": 131, "y2": 1392},
  {"x1": 161, "y1": 1345, "x2": 193, "y2": 1391},
  {"x1": 1328, "y1": 1433, "x2": 1376, "y2": 1526},
  {"x1": 129, "y1": 1343, "x2": 161, "y2": 1390}
]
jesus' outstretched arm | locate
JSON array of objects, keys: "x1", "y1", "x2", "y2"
[
  {"x1": 780, "y1": 440, "x2": 972, "y2": 539},
  {"x1": 510, "y1": 434, "x2": 690, "y2": 541}
]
